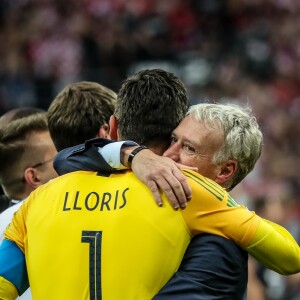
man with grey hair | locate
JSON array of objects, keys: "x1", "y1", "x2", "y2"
[
  {"x1": 163, "y1": 103, "x2": 262, "y2": 191},
  {"x1": 131, "y1": 102, "x2": 263, "y2": 299}
]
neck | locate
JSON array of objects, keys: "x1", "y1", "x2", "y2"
[
  {"x1": 148, "y1": 146, "x2": 165, "y2": 156},
  {"x1": 146, "y1": 140, "x2": 170, "y2": 155},
  {"x1": 2, "y1": 183, "x2": 32, "y2": 201}
]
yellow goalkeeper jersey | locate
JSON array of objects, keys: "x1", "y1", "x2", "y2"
[{"x1": 4, "y1": 170, "x2": 300, "y2": 300}]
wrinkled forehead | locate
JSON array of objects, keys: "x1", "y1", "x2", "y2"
[
  {"x1": 174, "y1": 115, "x2": 224, "y2": 148},
  {"x1": 176, "y1": 115, "x2": 222, "y2": 135}
]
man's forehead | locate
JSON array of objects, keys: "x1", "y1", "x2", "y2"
[
  {"x1": 172, "y1": 118, "x2": 201, "y2": 143},
  {"x1": 173, "y1": 116, "x2": 204, "y2": 135},
  {"x1": 174, "y1": 116, "x2": 223, "y2": 145}
]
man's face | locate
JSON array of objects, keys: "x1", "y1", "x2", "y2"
[{"x1": 163, "y1": 115, "x2": 224, "y2": 181}]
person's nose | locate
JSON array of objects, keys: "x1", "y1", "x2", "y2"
[{"x1": 163, "y1": 143, "x2": 180, "y2": 162}]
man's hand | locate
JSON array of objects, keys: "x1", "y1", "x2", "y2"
[{"x1": 129, "y1": 149, "x2": 196, "y2": 209}]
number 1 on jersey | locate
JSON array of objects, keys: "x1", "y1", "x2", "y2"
[{"x1": 82, "y1": 231, "x2": 102, "y2": 300}]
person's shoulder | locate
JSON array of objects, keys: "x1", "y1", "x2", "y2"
[
  {"x1": 182, "y1": 169, "x2": 219, "y2": 185},
  {"x1": 26, "y1": 171, "x2": 93, "y2": 197},
  {"x1": 38, "y1": 170, "x2": 133, "y2": 193},
  {"x1": 182, "y1": 169, "x2": 228, "y2": 202}
]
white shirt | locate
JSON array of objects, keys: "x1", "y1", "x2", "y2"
[
  {"x1": 0, "y1": 200, "x2": 23, "y2": 242},
  {"x1": 98, "y1": 141, "x2": 137, "y2": 169}
]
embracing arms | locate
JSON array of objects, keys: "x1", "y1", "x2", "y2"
[
  {"x1": 54, "y1": 138, "x2": 300, "y2": 275},
  {"x1": 54, "y1": 138, "x2": 194, "y2": 209}
]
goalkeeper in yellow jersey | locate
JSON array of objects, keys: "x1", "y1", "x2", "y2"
[{"x1": 1, "y1": 70, "x2": 299, "y2": 300}]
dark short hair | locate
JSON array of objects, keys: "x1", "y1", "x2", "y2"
[
  {"x1": 115, "y1": 69, "x2": 188, "y2": 146},
  {"x1": 48, "y1": 81, "x2": 117, "y2": 151}
]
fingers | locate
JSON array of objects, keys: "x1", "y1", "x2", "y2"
[
  {"x1": 146, "y1": 178, "x2": 180, "y2": 209},
  {"x1": 131, "y1": 152, "x2": 192, "y2": 210},
  {"x1": 148, "y1": 168, "x2": 191, "y2": 210},
  {"x1": 159, "y1": 170, "x2": 191, "y2": 209},
  {"x1": 170, "y1": 167, "x2": 192, "y2": 203},
  {"x1": 155, "y1": 177, "x2": 183, "y2": 210},
  {"x1": 147, "y1": 181, "x2": 163, "y2": 207}
]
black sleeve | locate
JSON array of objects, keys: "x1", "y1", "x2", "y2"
[
  {"x1": 53, "y1": 138, "x2": 116, "y2": 175},
  {"x1": 154, "y1": 234, "x2": 248, "y2": 300}
]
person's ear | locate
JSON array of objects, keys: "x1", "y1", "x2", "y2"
[
  {"x1": 214, "y1": 160, "x2": 237, "y2": 187},
  {"x1": 97, "y1": 123, "x2": 110, "y2": 139},
  {"x1": 23, "y1": 168, "x2": 41, "y2": 189},
  {"x1": 109, "y1": 115, "x2": 118, "y2": 141}
]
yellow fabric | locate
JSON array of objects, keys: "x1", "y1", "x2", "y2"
[
  {"x1": 0, "y1": 276, "x2": 18, "y2": 300},
  {"x1": 246, "y1": 219, "x2": 300, "y2": 275},
  {"x1": 5, "y1": 171, "x2": 190, "y2": 300},
  {"x1": 4, "y1": 170, "x2": 300, "y2": 299},
  {"x1": 180, "y1": 170, "x2": 300, "y2": 274},
  {"x1": 181, "y1": 170, "x2": 260, "y2": 245}
]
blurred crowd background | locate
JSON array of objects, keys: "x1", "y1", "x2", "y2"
[{"x1": 0, "y1": 0, "x2": 299, "y2": 299}]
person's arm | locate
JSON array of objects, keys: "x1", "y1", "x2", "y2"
[
  {"x1": 192, "y1": 209, "x2": 300, "y2": 275},
  {"x1": 0, "y1": 239, "x2": 29, "y2": 298},
  {"x1": 154, "y1": 234, "x2": 248, "y2": 300},
  {"x1": 0, "y1": 276, "x2": 18, "y2": 300},
  {"x1": 54, "y1": 138, "x2": 193, "y2": 209},
  {"x1": 97, "y1": 142, "x2": 196, "y2": 208},
  {"x1": 180, "y1": 173, "x2": 300, "y2": 276},
  {"x1": 53, "y1": 138, "x2": 121, "y2": 175},
  {"x1": 245, "y1": 219, "x2": 300, "y2": 275},
  {"x1": 125, "y1": 147, "x2": 195, "y2": 208}
]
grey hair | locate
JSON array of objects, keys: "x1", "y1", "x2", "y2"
[{"x1": 187, "y1": 103, "x2": 263, "y2": 190}]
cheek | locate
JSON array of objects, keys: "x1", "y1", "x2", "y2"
[
  {"x1": 193, "y1": 162, "x2": 217, "y2": 180},
  {"x1": 177, "y1": 155, "x2": 198, "y2": 168}
]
